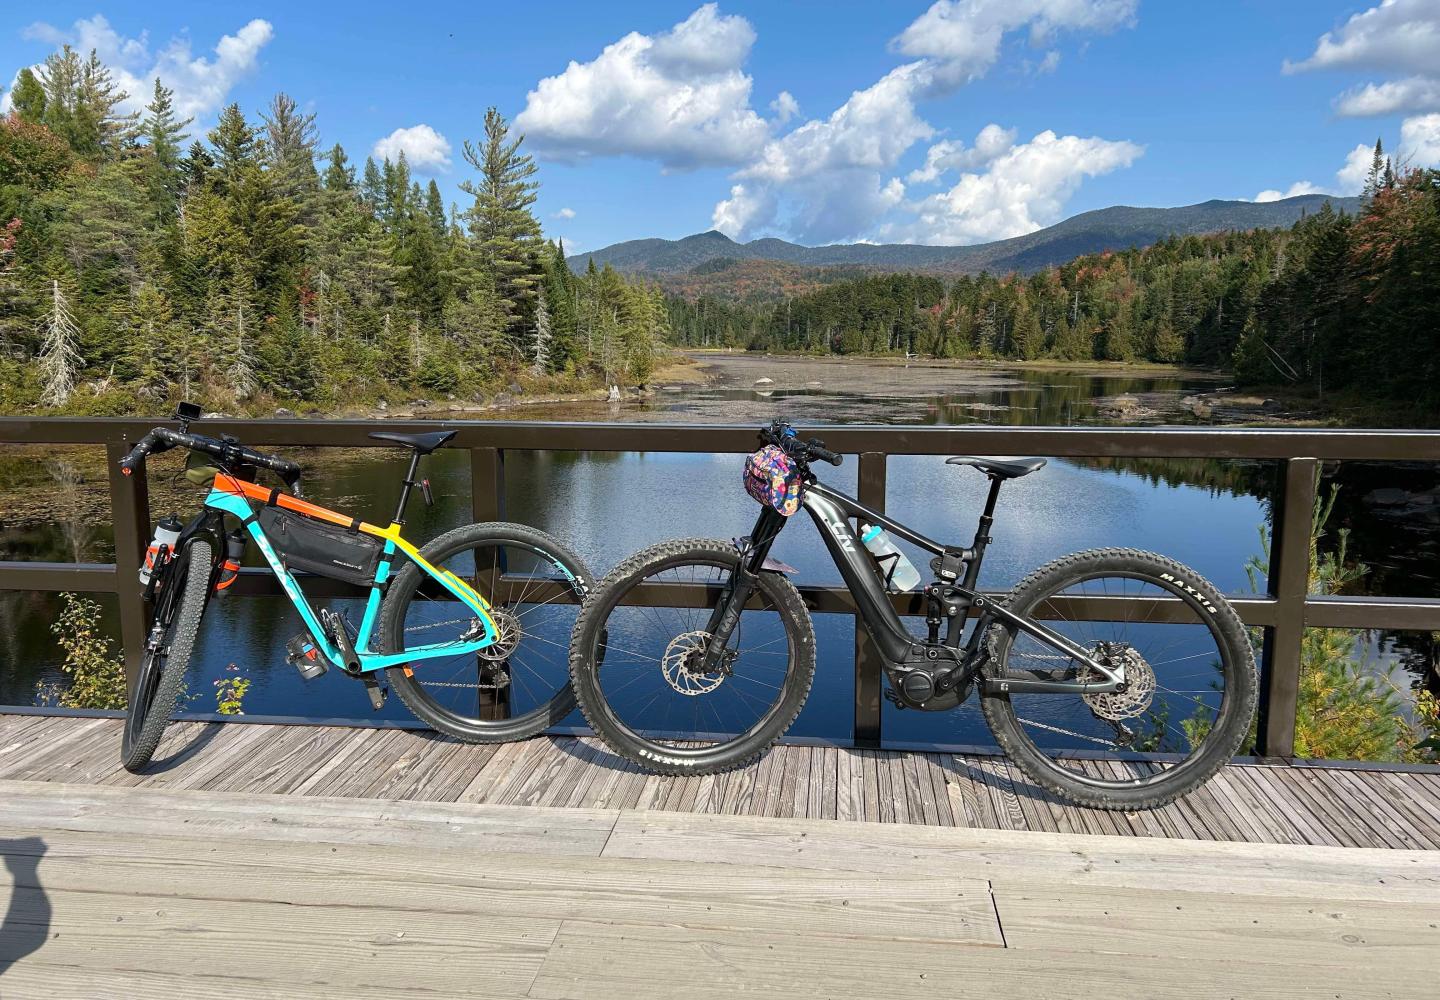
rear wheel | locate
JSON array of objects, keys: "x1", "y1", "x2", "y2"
[
  {"x1": 380, "y1": 522, "x2": 591, "y2": 742},
  {"x1": 982, "y1": 548, "x2": 1256, "y2": 810},
  {"x1": 569, "y1": 538, "x2": 816, "y2": 775},
  {"x1": 121, "y1": 539, "x2": 212, "y2": 773}
]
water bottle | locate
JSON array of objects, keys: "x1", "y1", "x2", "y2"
[
  {"x1": 859, "y1": 524, "x2": 923, "y2": 592},
  {"x1": 139, "y1": 514, "x2": 183, "y2": 586}
]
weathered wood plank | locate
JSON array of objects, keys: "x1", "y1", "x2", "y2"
[
  {"x1": 0, "y1": 779, "x2": 617, "y2": 857},
  {"x1": 991, "y1": 880, "x2": 1440, "y2": 967},
  {"x1": 0, "y1": 883, "x2": 558, "y2": 993},
  {"x1": 603, "y1": 809, "x2": 1440, "y2": 902},
  {"x1": 527, "y1": 919, "x2": 1430, "y2": 1000},
  {"x1": 0, "y1": 827, "x2": 1002, "y2": 947},
  {"x1": 0, "y1": 964, "x2": 493, "y2": 1000}
]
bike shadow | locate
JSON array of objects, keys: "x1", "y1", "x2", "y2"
[
  {"x1": 138, "y1": 720, "x2": 225, "y2": 774},
  {"x1": 551, "y1": 735, "x2": 636, "y2": 772},
  {"x1": 0, "y1": 837, "x2": 51, "y2": 977}
]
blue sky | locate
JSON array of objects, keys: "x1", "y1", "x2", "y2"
[{"x1": 4, "y1": 2, "x2": 1439, "y2": 252}]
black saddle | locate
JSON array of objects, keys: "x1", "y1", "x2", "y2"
[
  {"x1": 368, "y1": 430, "x2": 457, "y2": 454},
  {"x1": 946, "y1": 455, "x2": 1047, "y2": 480}
]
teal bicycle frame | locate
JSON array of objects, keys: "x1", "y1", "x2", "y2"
[{"x1": 203, "y1": 479, "x2": 499, "y2": 674}]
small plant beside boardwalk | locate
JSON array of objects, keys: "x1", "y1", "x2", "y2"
[
  {"x1": 1249, "y1": 486, "x2": 1440, "y2": 764},
  {"x1": 37, "y1": 592, "x2": 127, "y2": 710},
  {"x1": 38, "y1": 591, "x2": 251, "y2": 716}
]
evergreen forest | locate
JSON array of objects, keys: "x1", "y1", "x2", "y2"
[{"x1": 0, "y1": 47, "x2": 666, "y2": 415}]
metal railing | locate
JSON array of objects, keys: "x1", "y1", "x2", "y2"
[{"x1": 4, "y1": 416, "x2": 1440, "y2": 757}]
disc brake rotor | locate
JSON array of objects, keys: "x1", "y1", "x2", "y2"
[
  {"x1": 476, "y1": 608, "x2": 522, "y2": 662},
  {"x1": 661, "y1": 630, "x2": 727, "y2": 696},
  {"x1": 1081, "y1": 644, "x2": 1156, "y2": 721}
]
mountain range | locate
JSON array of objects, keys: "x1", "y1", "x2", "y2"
[{"x1": 567, "y1": 195, "x2": 1359, "y2": 298}]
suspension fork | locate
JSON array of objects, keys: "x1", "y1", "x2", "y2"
[{"x1": 700, "y1": 506, "x2": 788, "y2": 670}]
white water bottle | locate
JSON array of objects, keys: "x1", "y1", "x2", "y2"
[
  {"x1": 139, "y1": 515, "x2": 182, "y2": 586},
  {"x1": 859, "y1": 524, "x2": 922, "y2": 592}
]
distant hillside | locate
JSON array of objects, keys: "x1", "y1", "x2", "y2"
[{"x1": 569, "y1": 195, "x2": 1361, "y2": 298}]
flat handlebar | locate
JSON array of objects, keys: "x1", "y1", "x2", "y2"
[
  {"x1": 119, "y1": 427, "x2": 303, "y2": 494},
  {"x1": 761, "y1": 420, "x2": 843, "y2": 467}
]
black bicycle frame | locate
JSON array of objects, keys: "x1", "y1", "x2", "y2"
[{"x1": 706, "y1": 475, "x2": 1125, "y2": 695}]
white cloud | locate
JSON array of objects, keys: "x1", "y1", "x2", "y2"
[
  {"x1": 1285, "y1": 0, "x2": 1440, "y2": 76},
  {"x1": 1034, "y1": 49, "x2": 1063, "y2": 75},
  {"x1": 1336, "y1": 143, "x2": 1376, "y2": 193},
  {"x1": 1401, "y1": 112, "x2": 1440, "y2": 165},
  {"x1": 769, "y1": 90, "x2": 800, "y2": 125},
  {"x1": 22, "y1": 15, "x2": 272, "y2": 123},
  {"x1": 1335, "y1": 76, "x2": 1440, "y2": 117},
  {"x1": 712, "y1": 182, "x2": 778, "y2": 238},
  {"x1": 740, "y1": 63, "x2": 936, "y2": 186},
  {"x1": 373, "y1": 124, "x2": 453, "y2": 173},
  {"x1": 553, "y1": 207, "x2": 577, "y2": 220},
  {"x1": 1289, "y1": 2, "x2": 1440, "y2": 124},
  {"x1": 514, "y1": 4, "x2": 769, "y2": 169},
  {"x1": 907, "y1": 124, "x2": 1018, "y2": 183},
  {"x1": 893, "y1": 0, "x2": 1137, "y2": 90},
  {"x1": 1254, "y1": 181, "x2": 1326, "y2": 203},
  {"x1": 898, "y1": 129, "x2": 1144, "y2": 244},
  {"x1": 1253, "y1": 141, "x2": 1385, "y2": 202}
]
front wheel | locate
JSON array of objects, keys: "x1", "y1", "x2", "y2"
[
  {"x1": 379, "y1": 522, "x2": 592, "y2": 742},
  {"x1": 121, "y1": 539, "x2": 212, "y2": 772},
  {"x1": 569, "y1": 538, "x2": 816, "y2": 775},
  {"x1": 982, "y1": 548, "x2": 1257, "y2": 810}
]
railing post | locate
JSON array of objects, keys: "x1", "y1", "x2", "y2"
[
  {"x1": 471, "y1": 447, "x2": 509, "y2": 719},
  {"x1": 471, "y1": 447, "x2": 506, "y2": 524},
  {"x1": 1256, "y1": 456, "x2": 1318, "y2": 758},
  {"x1": 106, "y1": 442, "x2": 151, "y2": 689},
  {"x1": 853, "y1": 452, "x2": 886, "y2": 748}
]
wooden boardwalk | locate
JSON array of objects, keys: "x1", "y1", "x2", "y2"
[
  {"x1": 3, "y1": 713, "x2": 1440, "y2": 997},
  {"x1": 2, "y1": 712, "x2": 1439, "y2": 849}
]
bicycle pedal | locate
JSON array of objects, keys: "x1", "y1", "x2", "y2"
[{"x1": 362, "y1": 677, "x2": 386, "y2": 711}]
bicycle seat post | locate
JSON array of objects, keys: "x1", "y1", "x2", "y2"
[
  {"x1": 392, "y1": 448, "x2": 425, "y2": 525},
  {"x1": 963, "y1": 474, "x2": 1005, "y2": 590}
]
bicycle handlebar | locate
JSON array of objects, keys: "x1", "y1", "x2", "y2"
[
  {"x1": 119, "y1": 427, "x2": 304, "y2": 494},
  {"x1": 760, "y1": 420, "x2": 843, "y2": 467}
]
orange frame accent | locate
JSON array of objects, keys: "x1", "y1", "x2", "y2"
[{"x1": 212, "y1": 473, "x2": 384, "y2": 535}]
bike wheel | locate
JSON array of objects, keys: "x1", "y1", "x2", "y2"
[
  {"x1": 982, "y1": 548, "x2": 1257, "y2": 810},
  {"x1": 569, "y1": 538, "x2": 816, "y2": 775},
  {"x1": 380, "y1": 522, "x2": 592, "y2": 742},
  {"x1": 121, "y1": 539, "x2": 212, "y2": 773}
]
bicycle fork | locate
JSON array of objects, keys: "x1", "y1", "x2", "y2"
[{"x1": 700, "y1": 507, "x2": 788, "y2": 671}]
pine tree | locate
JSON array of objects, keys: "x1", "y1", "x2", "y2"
[
  {"x1": 261, "y1": 93, "x2": 319, "y2": 203},
  {"x1": 408, "y1": 314, "x2": 426, "y2": 371},
  {"x1": 323, "y1": 144, "x2": 354, "y2": 191},
  {"x1": 532, "y1": 286, "x2": 551, "y2": 375},
  {"x1": 208, "y1": 104, "x2": 259, "y2": 192},
  {"x1": 10, "y1": 68, "x2": 46, "y2": 122},
  {"x1": 227, "y1": 304, "x2": 258, "y2": 400},
  {"x1": 140, "y1": 79, "x2": 192, "y2": 220},
  {"x1": 461, "y1": 108, "x2": 542, "y2": 341},
  {"x1": 38, "y1": 279, "x2": 84, "y2": 406},
  {"x1": 1364, "y1": 139, "x2": 1384, "y2": 200}
]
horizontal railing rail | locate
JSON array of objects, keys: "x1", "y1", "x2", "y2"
[{"x1": 4, "y1": 416, "x2": 1440, "y2": 757}]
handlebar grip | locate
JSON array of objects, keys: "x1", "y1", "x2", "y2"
[
  {"x1": 118, "y1": 430, "x2": 165, "y2": 476},
  {"x1": 809, "y1": 442, "x2": 843, "y2": 466}
]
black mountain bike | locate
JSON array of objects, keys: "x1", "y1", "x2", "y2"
[{"x1": 570, "y1": 419, "x2": 1257, "y2": 809}]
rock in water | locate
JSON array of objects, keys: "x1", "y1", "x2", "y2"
[{"x1": 607, "y1": 385, "x2": 621, "y2": 402}]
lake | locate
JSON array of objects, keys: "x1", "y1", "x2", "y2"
[{"x1": 2, "y1": 353, "x2": 1434, "y2": 747}]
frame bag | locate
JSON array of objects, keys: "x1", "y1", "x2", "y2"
[{"x1": 257, "y1": 506, "x2": 381, "y2": 586}]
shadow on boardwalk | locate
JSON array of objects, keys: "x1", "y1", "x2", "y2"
[{"x1": 0, "y1": 837, "x2": 50, "y2": 977}]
